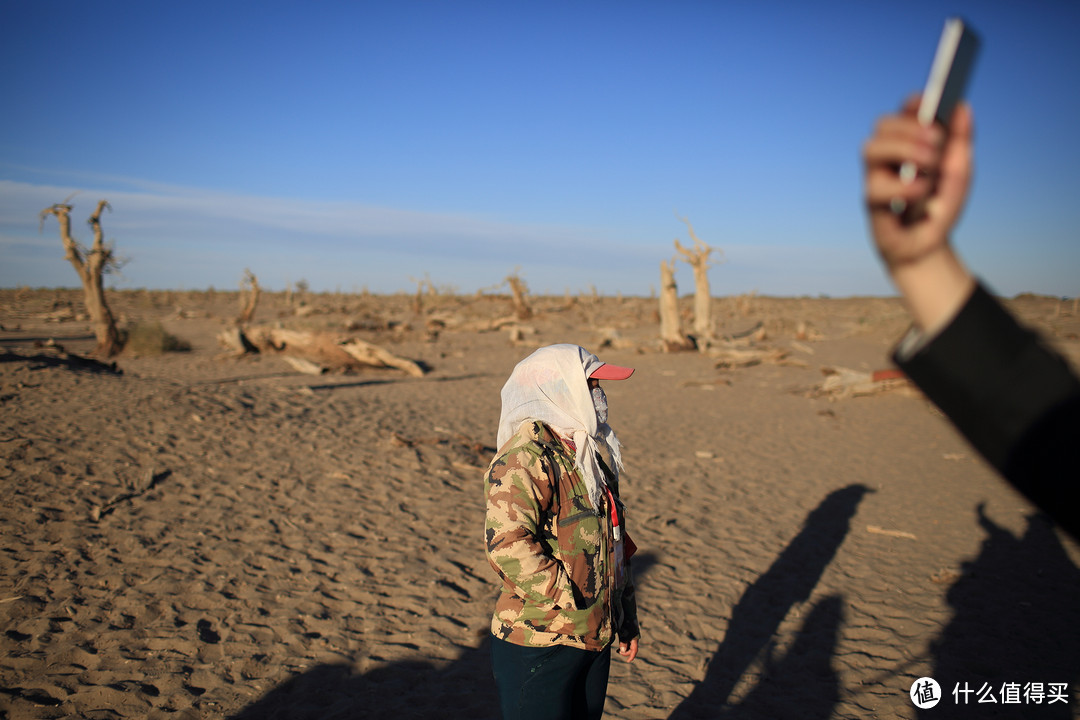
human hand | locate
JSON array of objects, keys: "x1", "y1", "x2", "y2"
[
  {"x1": 862, "y1": 98, "x2": 976, "y2": 331},
  {"x1": 863, "y1": 97, "x2": 973, "y2": 268},
  {"x1": 617, "y1": 636, "x2": 639, "y2": 663}
]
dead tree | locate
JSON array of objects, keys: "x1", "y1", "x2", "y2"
[
  {"x1": 39, "y1": 198, "x2": 124, "y2": 357},
  {"x1": 674, "y1": 213, "x2": 723, "y2": 347},
  {"x1": 506, "y1": 271, "x2": 533, "y2": 321},
  {"x1": 659, "y1": 258, "x2": 693, "y2": 352},
  {"x1": 410, "y1": 274, "x2": 436, "y2": 315},
  {"x1": 238, "y1": 269, "x2": 260, "y2": 324}
]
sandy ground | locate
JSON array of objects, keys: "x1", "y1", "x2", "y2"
[{"x1": 2, "y1": 287, "x2": 1079, "y2": 719}]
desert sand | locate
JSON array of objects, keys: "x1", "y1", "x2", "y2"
[{"x1": 2, "y1": 287, "x2": 1079, "y2": 719}]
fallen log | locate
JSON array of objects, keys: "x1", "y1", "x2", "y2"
[
  {"x1": 709, "y1": 345, "x2": 789, "y2": 369},
  {"x1": 340, "y1": 338, "x2": 425, "y2": 377},
  {"x1": 806, "y1": 366, "x2": 917, "y2": 399},
  {"x1": 217, "y1": 327, "x2": 259, "y2": 355},
  {"x1": 219, "y1": 326, "x2": 426, "y2": 377},
  {"x1": 281, "y1": 356, "x2": 327, "y2": 375}
]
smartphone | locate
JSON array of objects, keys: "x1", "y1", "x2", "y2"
[
  {"x1": 918, "y1": 18, "x2": 980, "y2": 128},
  {"x1": 895, "y1": 18, "x2": 980, "y2": 221}
]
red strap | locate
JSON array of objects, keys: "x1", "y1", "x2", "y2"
[{"x1": 603, "y1": 485, "x2": 619, "y2": 529}]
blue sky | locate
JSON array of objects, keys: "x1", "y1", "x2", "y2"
[{"x1": 2, "y1": 1, "x2": 1078, "y2": 297}]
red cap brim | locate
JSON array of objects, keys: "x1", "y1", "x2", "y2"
[{"x1": 589, "y1": 363, "x2": 635, "y2": 380}]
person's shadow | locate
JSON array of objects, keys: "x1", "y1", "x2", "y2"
[
  {"x1": 918, "y1": 506, "x2": 1080, "y2": 719},
  {"x1": 228, "y1": 552, "x2": 661, "y2": 720},
  {"x1": 228, "y1": 485, "x2": 1080, "y2": 720},
  {"x1": 228, "y1": 640, "x2": 498, "y2": 720},
  {"x1": 667, "y1": 484, "x2": 870, "y2": 720}
]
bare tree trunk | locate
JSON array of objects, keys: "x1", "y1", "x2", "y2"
[
  {"x1": 674, "y1": 214, "x2": 723, "y2": 348},
  {"x1": 412, "y1": 277, "x2": 425, "y2": 315},
  {"x1": 238, "y1": 269, "x2": 260, "y2": 324},
  {"x1": 40, "y1": 199, "x2": 124, "y2": 357},
  {"x1": 659, "y1": 258, "x2": 693, "y2": 352},
  {"x1": 410, "y1": 274, "x2": 435, "y2": 315},
  {"x1": 506, "y1": 273, "x2": 533, "y2": 321}
]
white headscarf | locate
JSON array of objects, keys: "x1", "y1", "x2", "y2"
[{"x1": 496, "y1": 344, "x2": 624, "y2": 510}]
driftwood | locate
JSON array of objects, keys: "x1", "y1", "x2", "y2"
[
  {"x1": 458, "y1": 315, "x2": 523, "y2": 333},
  {"x1": 596, "y1": 327, "x2": 633, "y2": 350},
  {"x1": 866, "y1": 525, "x2": 917, "y2": 540},
  {"x1": 217, "y1": 327, "x2": 259, "y2": 355},
  {"x1": 507, "y1": 325, "x2": 537, "y2": 346},
  {"x1": 806, "y1": 367, "x2": 917, "y2": 399},
  {"x1": 710, "y1": 345, "x2": 790, "y2": 369},
  {"x1": 340, "y1": 337, "x2": 425, "y2": 376},
  {"x1": 795, "y1": 320, "x2": 823, "y2": 341},
  {"x1": 218, "y1": 326, "x2": 425, "y2": 377},
  {"x1": 722, "y1": 321, "x2": 764, "y2": 342},
  {"x1": 423, "y1": 317, "x2": 445, "y2": 343},
  {"x1": 281, "y1": 356, "x2": 326, "y2": 375}
]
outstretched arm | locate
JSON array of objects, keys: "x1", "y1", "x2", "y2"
[
  {"x1": 864, "y1": 99, "x2": 1080, "y2": 542},
  {"x1": 862, "y1": 99, "x2": 976, "y2": 334}
]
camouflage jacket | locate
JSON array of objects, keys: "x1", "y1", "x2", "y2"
[{"x1": 485, "y1": 420, "x2": 639, "y2": 650}]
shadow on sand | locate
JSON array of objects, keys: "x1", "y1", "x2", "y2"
[
  {"x1": 229, "y1": 553, "x2": 660, "y2": 720},
  {"x1": 0, "y1": 348, "x2": 121, "y2": 375},
  {"x1": 229, "y1": 484, "x2": 1080, "y2": 719},
  {"x1": 228, "y1": 640, "x2": 500, "y2": 720},
  {"x1": 917, "y1": 506, "x2": 1080, "y2": 719},
  {"x1": 667, "y1": 484, "x2": 869, "y2": 720}
]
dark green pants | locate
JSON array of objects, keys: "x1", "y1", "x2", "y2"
[{"x1": 491, "y1": 636, "x2": 611, "y2": 720}]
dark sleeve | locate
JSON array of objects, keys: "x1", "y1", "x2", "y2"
[
  {"x1": 618, "y1": 576, "x2": 639, "y2": 643},
  {"x1": 894, "y1": 283, "x2": 1080, "y2": 540}
]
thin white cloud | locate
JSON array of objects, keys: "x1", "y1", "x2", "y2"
[
  {"x1": 0, "y1": 176, "x2": 653, "y2": 292},
  {"x1": 0, "y1": 177, "x2": 567, "y2": 242}
]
